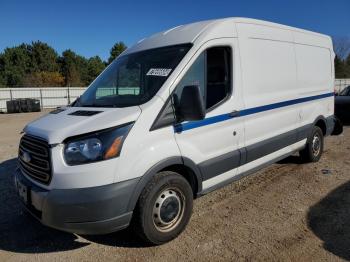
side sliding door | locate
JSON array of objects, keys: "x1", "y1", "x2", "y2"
[{"x1": 236, "y1": 23, "x2": 300, "y2": 174}]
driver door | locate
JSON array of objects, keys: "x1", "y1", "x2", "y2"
[{"x1": 173, "y1": 39, "x2": 244, "y2": 191}]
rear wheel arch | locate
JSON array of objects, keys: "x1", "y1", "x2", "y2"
[
  {"x1": 313, "y1": 116, "x2": 327, "y2": 136},
  {"x1": 300, "y1": 125, "x2": 324, "y2": 163}
]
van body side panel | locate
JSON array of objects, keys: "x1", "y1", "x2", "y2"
[
  {"x1": 236, "y1": 23, "x2": 299, "y2": 175},
  {"x1": 113, "y1": 96, "x2": 182, "y2": 184},
  {"x1": 293, "y1": 32, "x2": 334, "y2": 130},
  {"x1": 200, "y1": 22, "x2": 334, "y2": 190},
  {"x1": 202, "y1": 139, "x2": 306, "y2": 191}
]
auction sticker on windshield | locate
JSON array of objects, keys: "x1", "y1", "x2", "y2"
[{"x1": 146, "y1": 68, "x2": 172, "y2": 77}]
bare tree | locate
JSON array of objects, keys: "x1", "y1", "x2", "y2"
[{"x1": 333, "y1": 36, "x2": 350, "y2": 59}]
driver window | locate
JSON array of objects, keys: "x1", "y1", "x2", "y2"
[
  {"x1": 173, "y1": 46, "x2": 231, "y2": 110},
  {"x1": 173, "y1": 53, "x2": 205, "y2": 104}
]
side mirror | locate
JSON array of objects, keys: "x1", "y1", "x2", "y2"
[{"x1": 176, "y1": 85, "x2": 205, "y2": 121}]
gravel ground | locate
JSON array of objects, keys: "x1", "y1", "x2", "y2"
[{"x1": 0, "y1": 111, "x2": 349, "y2": 261}]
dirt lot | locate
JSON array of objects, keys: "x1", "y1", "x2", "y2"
[{"x1": 0, "y1": 111, "x2": 349, "y2": 261}]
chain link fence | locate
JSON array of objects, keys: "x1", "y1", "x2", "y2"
[
  {"x1": 335, "y1": 79, "x2": 350, "y2": 93},
  {"x1": 0, "y1": 87, "x2": 86, "y2": 112},
  {"x1": 1, "y1": 80, "x2": 350, "y2": 113}
]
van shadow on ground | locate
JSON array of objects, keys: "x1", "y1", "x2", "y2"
[
  {"x1": 0, "y1": 158, "x2": 146, "y2": 254},
  {"x1": 307, "y1": 181, "x2": 350, "y2": 260},
  {"x1": 341, "y1": 119, "x2": 350, "y2": 126}
]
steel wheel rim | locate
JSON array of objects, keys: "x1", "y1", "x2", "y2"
[
  {"x1": 152, "y1": 188, "x2": 185, "y2": 232},
  {"x1": 312, "y1": 134, "x2": 321, "y2": 157}
]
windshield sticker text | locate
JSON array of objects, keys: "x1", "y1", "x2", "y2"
[{"x1": 146, "y1": 68, "x2": 172, "y2": 77}]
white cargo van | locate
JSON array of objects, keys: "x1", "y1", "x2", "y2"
[{"x1": 15, "y1": 18, "x2": 338, "y2": 244}]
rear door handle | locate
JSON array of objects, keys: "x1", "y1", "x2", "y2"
[{"x1": 229, "y1": 110, "x2": 240, "y2": 117}]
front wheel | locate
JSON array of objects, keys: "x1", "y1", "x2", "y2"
[
  {"x1": 299, "y1": 126, "x2": 324, "y2": 163},
  {"x1": 132, "y1": 171, "x2": 193, "y2": 245}
]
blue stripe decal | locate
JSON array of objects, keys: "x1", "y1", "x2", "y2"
[{"x1": 174, "y1": 92, "x2": 334, "y2": 133}]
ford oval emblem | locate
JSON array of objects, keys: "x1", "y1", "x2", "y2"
[{"x1": 22, "y1": 152, "x2": 31, "y2": 163}]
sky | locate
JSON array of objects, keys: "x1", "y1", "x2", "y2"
[{"x1": 1, "y1": 0, "x2": 349, "y2": 61}]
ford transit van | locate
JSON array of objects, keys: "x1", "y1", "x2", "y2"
[{"x1": 14, "y1": 18, "x2": 338, "y2": 244}]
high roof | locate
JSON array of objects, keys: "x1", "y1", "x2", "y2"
[
  {"x1": 122, "y1": 19, "x2": 218, "y2": 55},
  {"x1": 122, "y1": 17, "x2": 331, "y2": 55}
]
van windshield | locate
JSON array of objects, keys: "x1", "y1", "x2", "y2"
[{"x1": 74, "y1": 44, "x2": 192, "y2": 108}]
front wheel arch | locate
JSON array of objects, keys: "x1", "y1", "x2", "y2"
[
  {"x1": 132, "y1": 171, "x2": 194, "y2": 244},
  {"x1": 126, "y1": 157, "x2": 202, "y2": 213}
]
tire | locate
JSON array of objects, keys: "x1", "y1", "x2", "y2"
[
  {"x1": 299, "y1": 126, "x2": 324, "y2": 163},
  {"x1": 132, "y1": 171, "x2": 193, "y2": 245}
]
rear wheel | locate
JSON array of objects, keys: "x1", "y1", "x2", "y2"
[
  {"x1": 299, "y1": 126, "x2": 324, "y2": 163},
  {"x1": 132, "y1": 171, "x2": 193, "y2": 245}
]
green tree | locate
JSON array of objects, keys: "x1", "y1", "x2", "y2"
[
  {"x1": 0, "y1": 41, "x2": 109, "y2": 87},
  {"x1": 23, "y1": 71, "x2": 65, "y2": 87},
  {"x1": 58, "y1": 49, "x2": 87, "y2": 86},
  {"x1": 29, "y1": 41, "x2": 59, "y2": 72},
  {"x1": 335, "y1": 55, "x2": 346, "y2": 78},
  {"x1": 86, "y1": 56, "x2": 105, "y2": 84},
  {"x1": 0, "y1": 44, "x2": 32, "y2": 86},
  {"x1": 0, "y1": 74, "x2": 6, "y2": 87},
  {"x1": 345, "y1": 54, "x2": 350, "y2": 77},
  {"x1": 108, "y1": 42, "x2": 127, "y2": 64}
]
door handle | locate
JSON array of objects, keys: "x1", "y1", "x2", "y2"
[{"x1": 229, "y1": 110, "x2": 240, "y2": 117}]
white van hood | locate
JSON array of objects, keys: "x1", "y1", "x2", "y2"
[{"x1": 24, "y1": 106, "x2": 141, "y2": 144}]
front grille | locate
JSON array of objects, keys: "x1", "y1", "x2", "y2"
[{"x1": 18, "y1": 135, "x2": 52, "y2": 184}]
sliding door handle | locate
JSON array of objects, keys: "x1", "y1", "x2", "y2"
[{"x1": 229, "y1": 110, "x2": 240, "y2": 117}]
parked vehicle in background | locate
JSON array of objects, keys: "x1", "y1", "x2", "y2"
[
  {"x1": 6, "y1": 99, "x2": 41, "y2": 113},
  {"x1": 14, "y1": 17, "x2": 339, "y2": 245},
  {"x1": 335, "y1": 85, "x2": 350, "y2": 123}
]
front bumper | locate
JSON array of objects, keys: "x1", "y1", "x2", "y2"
[{"x1": 14, "y1": 168, "x2": 139, "y2": 235}]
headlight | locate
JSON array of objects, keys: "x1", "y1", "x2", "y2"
[{"x1": 64, "y1": 122, "x2": 133, "y2": 165}]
